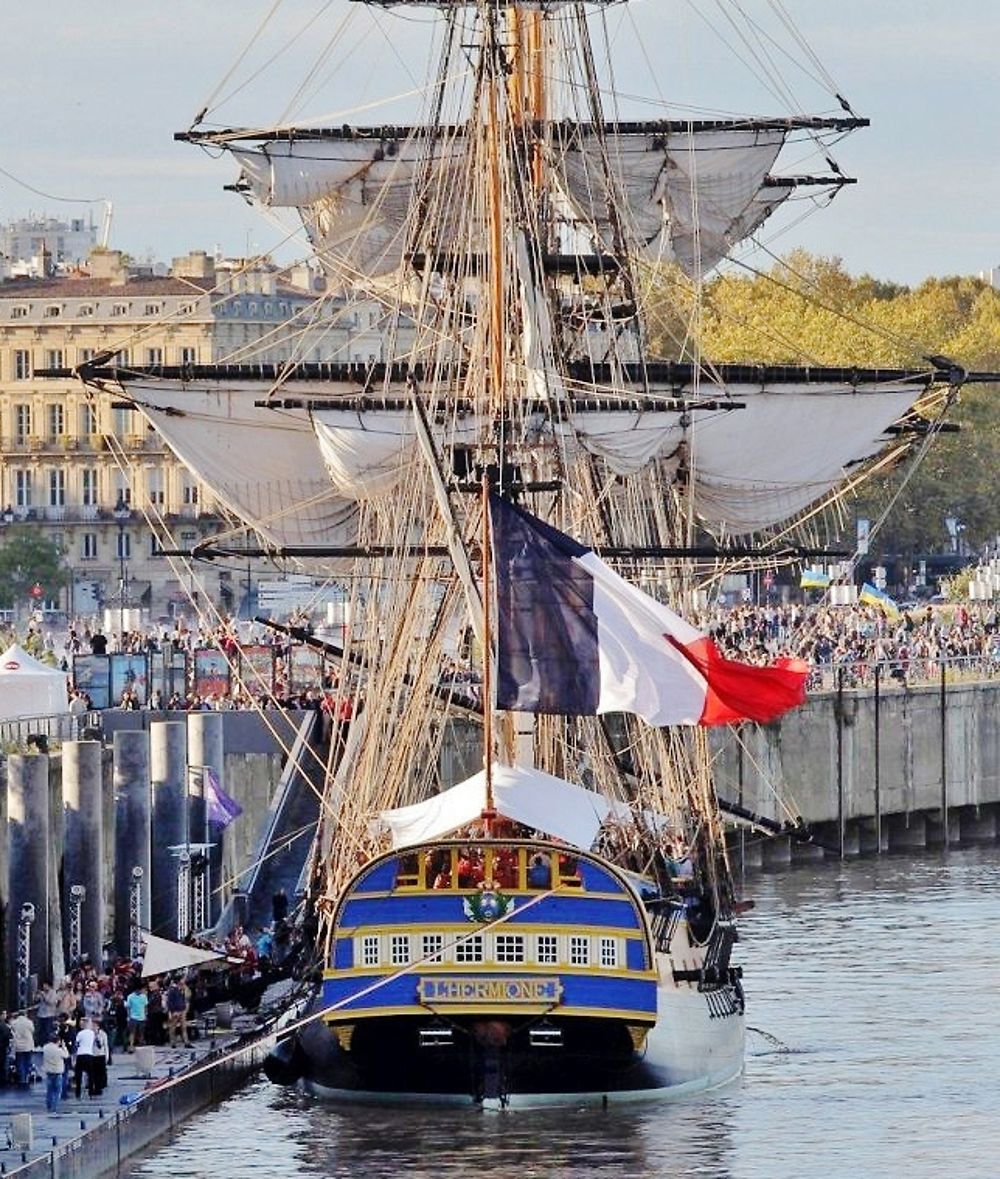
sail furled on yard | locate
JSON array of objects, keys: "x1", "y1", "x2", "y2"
[
  {"x1": 490, "y1": 495, "x2": 809, "y2": 726},
  {"x1": 119, "y1": 377, "x2": 359, "y2": 548},
  {"x1": 222, "y1": 120, "x2": 843, "y2": 282},
  {"x1": 558, "y1": 378, "x2": 926, "y2": 534}
]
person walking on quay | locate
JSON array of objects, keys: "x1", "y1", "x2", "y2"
[
  {"x1": 11, "y1": 1010, "x2": 35, "y2": 1087},
  {"x1": 90, "y1": 1024, "x2": 109, "y2": 1097},
  {"x1": 42, "y1": 1032, "x2": 69, "y2": 1112},
  {"x1": 36, "y1": 983, "x2": 58, "y2": 1045},
  {"x1": 126, "y1": 985, "x2": 148, "y2": 1051},
  {"x1": 73, "y1": 1019, "x2": 96, "y2": 1099},
  {"x1": 166, "y1": 975, "x2": 190, "y2": 1048}
]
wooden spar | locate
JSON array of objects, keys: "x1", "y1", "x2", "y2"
[
  {"x1": 528, "y1": 9, "x2": 544, "y2": 190},
  {"x1": 481, "y1": 473, "x2": 496, "y2": 828},
  {"x1": 486, "y1": 14, "x2": 505, "y2": 420}
]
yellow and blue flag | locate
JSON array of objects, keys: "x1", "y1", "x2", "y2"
[
  {"x1": 799, "y1": 569, "x2": 830, "y2": 590},
  {"x1": 859, "y1": 582, "x2": 900, "y2": 619}
]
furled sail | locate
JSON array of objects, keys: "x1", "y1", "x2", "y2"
[
  {"x1": 312, "y1": 406, "x2": 482, "y2": 500},
  {"x1": 554, "y1": 126, "x2": 788, "y2": 275},
  {"x1": 561, "y1": 380, "x2": 923, "y2": 533},
  {"x1": 111, "y1": 376, "x2": 359, "y2": 548},
  {"x1": 218, "y1": 118, "x2": 854, "y2": 283}
]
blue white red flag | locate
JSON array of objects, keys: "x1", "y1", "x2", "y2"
[
  {"x1": 490, "y1": 495, "x2": 809, "y2": 726},
  {"x1": 204, "y1": 767, "x2": 243, "y2": 827}
]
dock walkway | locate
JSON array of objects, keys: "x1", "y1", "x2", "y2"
[{"x1": 0, "y1": 1018, "x2": 263, "y2": 1177}]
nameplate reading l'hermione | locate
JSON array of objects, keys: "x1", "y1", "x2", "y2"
[{"x1": 418, "y1": 977, "x2": 563, "y2": 1004}]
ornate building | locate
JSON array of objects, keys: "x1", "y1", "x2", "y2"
[{"x1": 0, "y1": 247, "x2": 390, "y2": 623}]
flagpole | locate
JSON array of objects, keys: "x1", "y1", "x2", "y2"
[{"x1": 481, "y1": 475, "x2": 495, "y2": 831}]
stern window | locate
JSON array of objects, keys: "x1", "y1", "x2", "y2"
[
  {"x1": 536, "y1": 935, "x2": 558, "y2": 965},
  {"x1": 422, "y1": 934, "x2": 444, "y2": 962},
  {"x1": 599, "y1": 937, "x2": 618, "y2": 968},
  {"x1": 494, "y1": 934, "x2": 525, "y2": 964},
  {"x1": 390, "y1": 934, "x2": 411, "y2": 965},
  {"x1": 361, "y1": 935, "x2": 380, "y2": 967},
  {"x1": 569, "y1": 936, "x2": 590, "y2": 966},
  {"x1": 455, "y1": 935, "x2": 483, "y2": 964}
]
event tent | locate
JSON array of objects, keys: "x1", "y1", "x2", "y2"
[{"x1": 0, "y1": 643, "x2": 69, "y2": 721}]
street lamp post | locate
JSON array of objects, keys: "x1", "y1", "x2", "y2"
[{"x1": 113, "y1": 492, "x2": 130, "y2": 637}]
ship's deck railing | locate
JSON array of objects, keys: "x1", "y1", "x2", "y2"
[{"x1": 397, "y1": 843, "x2": 582, "y2": 893}]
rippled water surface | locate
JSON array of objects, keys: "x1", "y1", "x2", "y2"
[{"x1": 124, "y1": 846, "x2": 1000, "y2": 1178}]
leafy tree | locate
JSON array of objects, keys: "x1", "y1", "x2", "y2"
[
  {"x1": 0, "y1": 529, "x2": 68, "y2": 611},
  {"x1": 647, "y1": 254, "x2": 1000, "y2": 556}
]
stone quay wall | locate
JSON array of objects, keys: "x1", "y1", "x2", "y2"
[{"x1": 714, "y1": 675, "x2": 1000, "y2": 866}]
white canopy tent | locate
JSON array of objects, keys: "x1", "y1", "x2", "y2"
[
  {"x1": 0, "y1": 644, "x2": 69, "y2": 721},
  {"x1": 379, "y1": 763, "x2": 613, "y2": 852}
]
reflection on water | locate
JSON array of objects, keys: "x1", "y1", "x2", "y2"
[{"x1": 125, "y1": 846, "x2": 1000, "y2": 1178}]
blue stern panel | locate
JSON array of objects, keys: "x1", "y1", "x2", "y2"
[{"x1": 324, "y1": 840, "x2": 658, "y2": 1025}]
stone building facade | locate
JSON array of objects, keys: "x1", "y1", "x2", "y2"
[{"x1": 0, "y1": 247, "x2": 390, "y2": 623}]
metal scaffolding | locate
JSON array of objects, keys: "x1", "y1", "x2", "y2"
[
  {"x1": 17, "y1": 903, "x2": 35, "y2": 1011},
  {"x1": 129, "y1": 867, "x2": 144, "y2": 960},
  {"x1": 68, "y1": 884, "x2": 86, "y2": 965}
]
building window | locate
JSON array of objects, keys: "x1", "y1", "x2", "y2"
[
  {"x1": 81, "y1": 468, "x2": 99, "y2": 506},
  {"x1": 14, "y1": 404, "x2": 32, "y2": 441},
  {"x1": 81, "y1": 533, "x2": 98, "y2": 560},
  {"x1": 116, "y1": 532, "x2": 132, "y2": 561},
  {"x1": 44, "y1": 305, "x2": 61, "y2": 318},
  {"x1": 361, "y1": 936, "x2": 380, "y2": 967},
  {"x1": 48, "y1": 470, "x2": 66, "y2": 507},
  {"x1": 111, "y1": 303, "x2": 129, "y2": 317},
  {"x1": 180, "y1": 530, "x2": 197, "y2": 544},
  {"x1": 180, "y1": 346, "x2": 197, "y2": 364},
  {"x1": 145, "y1": 347, "x2": 163, "y2": 365},
  {"x1": 48, "y1": 404, "x2": 65, "y2": 438},
  {"x1": 14, "y1": 351, "x2": 31, "y2": 381},
  {"x1": 421, "y1": 934, "x2": 444, "y2": 962},
  {"x1": 14, "y1": 470, "x2": 32, "y2": 508},
  {"x1": 11, "y1": 305, "x2": 28, "y2": 319},
  {"x1": 81, "y1": 404, "x2": 98, "y2": 435},
  {"x1": 536, "y1": 935, "x2": 558, "y2": 965},
  {"x1": 144, "y1": 303, "x2": 161, "y2": 316},
  {"x1": 114, "y1": 349, "x2": 131, "y2": 366},
  {"x1": 113, "y1": 407, "x2": 135, "y2": 435},
  {"x1": 454, "y1": 935, "x2": 483, "y2": 965},
  {"x1": 599, "y1": 938, "x2": 618, "y2": 969},
  {"x1": 78, "y1": 348, "x2": 96, "y2": 364},
  {"x1": 569, "y1": 936, "x2": 590, "y2": 967},
  {"x1": 45, "y1": 349, "x2": 64, "y2": 370},
  {"x1": 390, "y1": 935, "x2": 411, "y2": 966},
  {"x1": 182, "y1": 484, "x2": 199, "y2": 505},
  {"x1": 179, "y1": 302, "x2": 195, "y2": 316},
  {"x1": 494, "y1": 934, "x2": 525, "y2": 964},
  {"x1": 147, "y1": 469, "x2": 165, "y2": 506},
  {"x1": 78, "y1": 304, "x2": 94, "y2": 318}
]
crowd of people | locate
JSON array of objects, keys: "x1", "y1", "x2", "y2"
[
  {"x1": 0, "y1": 913, "x2": 293, "y2": 1114},
  {"x1": 695, "y1": 600, "x2": 1000, "y2": 688}
]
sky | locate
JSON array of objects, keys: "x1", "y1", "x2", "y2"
[{"x1": 2, "y1": 0, "x2": 998, "y2": 286}]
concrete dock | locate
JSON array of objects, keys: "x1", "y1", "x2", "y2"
[{"x1": 0, "y1": 1019, "x2": 266, "y2": 1178}]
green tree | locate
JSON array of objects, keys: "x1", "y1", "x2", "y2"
[
  {"x1": 0, "y1": 529, "x2": 68, "y2": 611},
  {"x1": 648, "y1": 254, "x2": 1000, "y2": 555}
]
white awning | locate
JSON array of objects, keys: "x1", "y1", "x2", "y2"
[
  {"x1": 140, "y1": 932, "x2": 225, "y2": 978},
  {"x1": 379, "y1": 763, "x2": 611, "y2": 851}
]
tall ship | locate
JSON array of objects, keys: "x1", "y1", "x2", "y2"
[{"x1": 67, "y1": 1, "x2": 978, "y2": 1106}]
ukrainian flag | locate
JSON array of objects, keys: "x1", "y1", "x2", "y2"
[
  {"x1": 799, "y1": 569, "x2": 831, "y2": 590},
  {"x1": 860, "y1": 582, "x2": 900, "y2": 619}
]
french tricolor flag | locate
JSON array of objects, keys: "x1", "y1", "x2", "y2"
[{"x1": 491, "y1": 496, "x2": 808, "y2": 726}]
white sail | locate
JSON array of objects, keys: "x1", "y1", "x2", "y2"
[
  {"x1": 556, "y1": 127, "x2": 787, "y2": 275},
  {"x1": 312, "y1": 406, "x2": 482, "y2": 500},
  {"x1": 560, "y1": 380, "x2": 923, "y2": 532},
  {"x1": 230, "y1": 126, "x2": 801, "y2": 282},
  {"x1": 118, "y1": 377, "x2": 358, "y2": 548}
]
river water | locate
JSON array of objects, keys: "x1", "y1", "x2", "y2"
[{"x1": 123, "y1": 845, "x2": 1000, "y2": 1178}]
